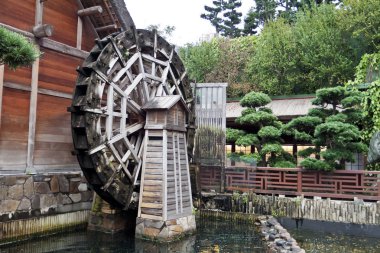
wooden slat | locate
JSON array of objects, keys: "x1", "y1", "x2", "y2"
[{"x1": 0, "y1": 65, "x2": 4, "y2": 128}]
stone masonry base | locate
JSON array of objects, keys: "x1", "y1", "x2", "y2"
[{"x1": 135, "y1": 215, "x2": 196, "y2": 242}]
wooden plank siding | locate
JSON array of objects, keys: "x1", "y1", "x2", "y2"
[
  {"x1": 38, "y1": 49, "x2": 82, "y2": 94},
  {"x1": 0, "y1": 0, "x2": 35, "y2": 32},
  {"x1": 0, "y1": 88, "x2": 30, "y2": 171},
  {"x1": 0, "y1": 0, "x2": 97, "y2": 173}
]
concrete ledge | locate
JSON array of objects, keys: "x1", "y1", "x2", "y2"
[{"x1": 0, "y1": 210, "x2": 89, "y2": 244}]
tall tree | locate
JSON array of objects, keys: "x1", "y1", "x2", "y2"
[
  {"x1": 201, "y1": 0, "x2": 243, "y2": 38},
  {"x1": 222, "y1": 0, "x2": 243, "y2": 37},
  {"x1": 200, "y1": 0, "x2": 224, "y2": 34}
]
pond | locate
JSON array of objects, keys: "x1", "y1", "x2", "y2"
[
  {"x1": 0, "y1": 218, "x2": 265, "y2": 253},
  {"x1": 279, "y1": 217, "x2": 380, "y2": 253}
]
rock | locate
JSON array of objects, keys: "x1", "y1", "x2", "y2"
[
  {"x1": 18, "y1": 198, "x2": 31, "y2": 211},
  {"x1": 78, "y1": 183, "x2": 88, "y2": 192},
  {"x1": 69, "y1": 193, "x2": 81, "y2": 203},
  {"x1": 169, "y1": 225, "x2": 183, "y2": 233},
  {"x1": 16, "y1": 177, "x2": 26, "y2": 184},
  {"x1": 81, "y1": 191, "x2": 93, "y2": 202},
  {"x1": 144, "y1": 227, "x2": 161, "y2": 237},
  {"x1": 5, "y1": 177, "x2": 17, "y2": 186},
  {"x1": 34, "y1": 182, "x2": 51, "y2": 194},
  {"x1": 24, "y1": 177, "x2": 34, "y2": 198},
  {"x1": 144, "y1": 219, "x2": 164, "y2": 229},
  {"x1": 31, "y1": 195, "x2": 40, "y2": 209},
  {"x1": 40, "y1": 194, "x2": 57, "y2": 210},
  {"x1": 267, "y1": 217, "x2": 279, "y2": 226},
  {"x1": 69, "y1": 180, "x2": 81, "y2": 193},
  {"x1": 1, "y1": 200, "x2": 20, "y2": 213},
  {"x1": 57, "y1": 193, "x2": 72, "y2": 205},
  {"x1": 50, "y1": 176, "x2": 60, "y2": 193},
  {"x1": 0, "y1": 186, "x2": 7, "y2": 200},
  {"x1": 158, "y1": 227, "x2": 169, "y2": 238},
  {"x1": 58, "y1": 175, "x2": 69, "y2": 193},
  {"x1": 275, "y1": 239, "x2": 286, "y2": 247},
  {"x1": 8, "y1": 184, "x2": 24, "y2": 200},
  {"x1": 269, "y1": 234, "x2": 276, "y2": 241}
]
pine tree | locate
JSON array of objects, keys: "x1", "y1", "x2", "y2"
[
  {"x1": 200, "y1": 0, "x2": 225, "y2": 34},
  {"x1": 201, "y1": 0, "x2": 243, "y2": 38},
  {"x1": 230, "y1": 91, "x2": 294, "y2": 166},
  {"x1": 300, "y1": 87, "x2": 367, "y2": 171}
]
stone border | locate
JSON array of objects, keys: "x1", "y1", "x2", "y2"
[{"x1": 257, "y1": 215, "x2": 305, "y2": 253}]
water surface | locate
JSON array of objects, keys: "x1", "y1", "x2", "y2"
[{"x1": 0, "y1": 218, "x2": 265, "y2": 253}]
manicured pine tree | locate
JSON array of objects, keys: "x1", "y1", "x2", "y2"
[
  {"x1": 229, "y1": 91, "x2": 293, "y2": 166},
  {"x1": 299, "y1": 86, "x2": 366, "y2": 171}
]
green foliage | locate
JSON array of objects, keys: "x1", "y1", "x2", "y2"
[
  {"x1": 236, "y1": 133, "x2": 259, "y2": 147},
  {"x1": 246, "y1": 18, "x2": 299, "y2": 95},
  {"x1": 258, "y1": 126, "x2": 281, "y2": 140},
  {"x1": 179, "y1": 36, "x2": 256, "y2": 97},
  {"x1": 260, "y1": 143, "x2": 283, "y2": 156},
  {"x1": 240, "y1": 91, "x2": 271, "y2": 108},
  {"x1": 301, "y1": 158, "x2": 332, "y2": 171},
  {"x1": 0, "y1": 27, "x2": 39, "y2": 69},
  {"x1": 226, "y1": 128, "x2": 245, "y2": 143},
  {"x1": 201, "y1": 0, "x2": 242, "y2": 38},
  {"x1": 273, "y1": 160, "x2": 296, "y2": 168},
  {"x1": 240, "y1": 153, "x2": 260, "y2": 165},
  {"x1": 298, "y1": 147, "x2": 317, "y2": 158},
  {"x1": 312, "y1": 87, "x2": 347, "y2": 109},
  {"x1": 179, "y1": 40, "x2": 220, "y2": 82},
  {"x1": 244, "y1": 1, "x2": 378, "y2": 96},
  {"x1": 236, "y1": 110, "x2": 278, "y2": 127}
]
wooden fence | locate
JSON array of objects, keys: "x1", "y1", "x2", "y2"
[{"x1": 199, "y1": 166, "x2": 380, "y2": 201}]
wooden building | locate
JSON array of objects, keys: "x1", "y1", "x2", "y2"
[
  {"x1": 139, "y1": 95, "x2": 193, "y2": 221},
  {"x1": 0, "y1": 0, "x2": 133, "y2": 174}
]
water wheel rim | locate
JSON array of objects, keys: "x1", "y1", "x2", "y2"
[{"x1": 71, "y1": 29, "x2": 192, "y2": 209}]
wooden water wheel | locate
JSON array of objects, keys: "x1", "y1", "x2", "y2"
[{"x1": 70, "y1": 29, "x2": 194, "y2": 209}]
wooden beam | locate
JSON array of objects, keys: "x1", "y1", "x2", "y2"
[
  {"x1": 0, "y1": 22, "x2": 34, "y2": 39},
  {"x1": 96, "y1": 24, "x2": 117, "y2": 33},
  {"x1": 0, "y1": 65, "x2": 4, "y2": 128},
  {"x1": 77, "y1": 6, "x2": 103, "y2": 16},
  {"x1": 32, "y1": 24, "x2": 54, "y2": 38},
  {"x1": 26, "y1": 56, "x2": 40, "y2": 174},
  {"x1": 3, "y1": 82, "x2": 72, "y2": 99},
  {"x1": 76, "y1": 0, "x2": 99, "y2": 38},
  {"x1": 39, "y1": 38, "x2": 89, "y2": 59}
]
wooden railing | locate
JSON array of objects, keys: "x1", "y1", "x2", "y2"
[{"x1": 199, "y1": 166, "x2": 380, "y2": 201}]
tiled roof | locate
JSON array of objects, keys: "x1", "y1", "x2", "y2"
[{"x1": 227, "y1": 97, "x2": 315, "y2": 119}]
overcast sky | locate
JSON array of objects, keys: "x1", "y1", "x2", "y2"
[{"x1": 125, "y1": 0, "x2": 252, "y2": 46}]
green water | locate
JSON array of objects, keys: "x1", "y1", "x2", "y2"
[
  {"x1": 290, "y1": 228, "x2": 380, "y2": 253},
  {"x1": 0, "y1": 219, "x2": 265, "y2": 253},
  {"x1": 279, "y1": 218, "x2": 380, "y2": 253}
]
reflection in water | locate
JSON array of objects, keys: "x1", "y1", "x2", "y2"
[
  {"x1": 279, "y1": 218, "x2": 380, "y2": 253},
  {"x1": 0, "y1": 218, "x2": 265, "y2": 253},
  {"x1": 290, "y1": 229, "x2": 380, "y2": 253}
]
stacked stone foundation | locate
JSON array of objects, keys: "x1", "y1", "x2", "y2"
[
  {"x1": 135, "y1": 215, "x2": 196, "y2": 242},
  {"x1": 0, "y1": 173, "x2": 93, "y2": 243}
]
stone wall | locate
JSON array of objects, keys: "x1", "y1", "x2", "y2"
[
  {"x1": 0, "y1": 173, "x2": 93, "y2": 243},
  {"x1": 201, "y1": 193, "x2": 380, "y2": 225}
]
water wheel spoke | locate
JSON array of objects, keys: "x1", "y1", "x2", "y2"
[{"x1": 71, "y1": 29, "x2": 191, "y2": 208}]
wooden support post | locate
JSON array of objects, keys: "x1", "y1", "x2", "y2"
[
  {"x1": 35, "y1": 0, "x2": 44, "y2": 25},
  {"x1": 26, "y1": 57, "x2": 40, "y2": 174},
  {"x1": 0, "y1": 65, "x2": 4, "y2": 128},
  {"x1": 76, "y1": 17, "x2": 83, "y2": 49}
]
